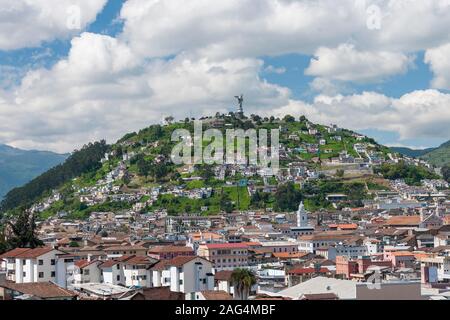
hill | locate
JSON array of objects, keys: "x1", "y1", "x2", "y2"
[
  {"x1": 391, "y1": 140, "x2": 450, "y2": 167},
  {"x1": 0, "y1": 145, "x2": 68, "y2": 199},
  {"x1": 389, "y1": 146, "x2": 436, "y2": 158},
  {"x1": 0, "y1": 114, "x2": 438, "y2": 219},
  {"x1": 420, "y1": 140, "x2": 450, "y2": 168}
]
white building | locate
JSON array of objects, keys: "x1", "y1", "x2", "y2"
[
  {"x1": 151, "y1": 256, "x2": 214, "y2": 296},
  {"x1": 0, "y1": 247, "x2": 64, "y2": 284},
  {"x1": 290, "y1": 202, "x2": 314, "y2": 237}
]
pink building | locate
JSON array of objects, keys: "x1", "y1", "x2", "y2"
[{"x1": 198, "y1": 243, "x2": 249, "y2": 271}]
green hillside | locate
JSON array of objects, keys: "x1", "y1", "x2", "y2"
[
  {"x1": 0, "y1": 145, "x2": 68, "y2": 199},
  {"x1": 0, "y1": 114, "x2": 437, "y2": 219},
  {"x1": 420, "y1": 140, "x2": 450, "y2": 167}
]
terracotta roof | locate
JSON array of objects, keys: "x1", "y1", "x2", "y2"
[
  {"x1": 151, "y1": 256, "x2": 209, "y2": 270},
  {"x1": 273, "y1": 252, "x2": 310, "y2": 259},
  {"x1": 189, "y1": 232, "x2": 223, "y2": 241},
  {"x1": 385, "y1": 216, "x2": 421, "y2": 226},
  {"x1": 0, "y1": 248, "x2": 32, "y2": 259},
  {"x1": 123, "y1": 256, "x2": 158, "y2": 266},
  {"x1": 14, "y1": 247, "x2": 56, "y2": 259},
  {"x1": 104, "y1": 245, "x2": 147, "y2": 251},
  {"x1": 201, "y1": 290, "x2": 232, "y2": 300},
  {"x1": 148, "y1": 245, "x2": 194, "y2": 253},
  {"x1": 74, "y1": 260, "x2": 98, "y2": 269},
  {"x1": 214, "y1": 271, "x2": 233, "y2": 281},
  {"x1": 0, "y1": 281, "x2": 77, "y2": 299},
  {"x1": 328, "y1": 223, "x2": 358, "y2": 230},
  {"x1": 132, "y1": 287, "x2": 184, "y2": 300}
]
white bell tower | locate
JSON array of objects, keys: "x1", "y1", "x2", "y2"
[{"x1": 297, "y1": 201, "x2": 308, "y2": 228}]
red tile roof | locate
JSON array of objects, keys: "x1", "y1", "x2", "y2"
[
  {"x1": 200, "y1": 290, "x2": 232, "y2": 300},
  {"x1": 151, "y1": 256, "x2": 210, "y2": 271},
  {"x1": 0, "y1": 281, "x2": 77, "y2": 299},
  {"x1": 0, "y1": 248, "x2": 32, "y2": 259},
  {"x1": 13, "y1": 247, "x2": 55, "y2": 259},
  {"x1": 214, "y1": 271, "x2": 233, "y2": 281}
]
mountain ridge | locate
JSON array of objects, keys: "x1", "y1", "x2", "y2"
[
  {"x1": 391, "y1": 140, "x2": 450, "y2": 167},
  {"x1": 0, "y1": 144, "x2": 68, "y2": 199}
]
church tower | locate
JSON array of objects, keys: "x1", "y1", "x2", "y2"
[{"x1": 297, "y1": 201, "x2": 308, "y2": 228}]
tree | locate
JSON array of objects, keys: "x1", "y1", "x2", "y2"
[
  {"x1": 6, "y1": 211, "x2": 44, "y2": 249},
  {"x1": 274, "y1": 182, "x2": 302, "y2": 212},
  {"x1": 283, "y1": 114, "x2": 295, "y2": 123},
  {"x1": 220, "y1": 192, "x2": 234, "y2": 213},
  {"x1": 137, "y1": 156, "x2": 151, "y2": 177},
  {"x1": 69, "y1": 241, "x2": 79, "y2": 248},
  {"x1": 231, "y1": 268, "x2": 257, "y2": 300},
  {"x1": 165, "y1": 116, "x2": 175, "y2": 124},
  {"x1": 0, "y1": 226, "x2": 7, "y2": 254},
  {"x1": 442, "y1": 165, "x2": 450, "y2": 182}
]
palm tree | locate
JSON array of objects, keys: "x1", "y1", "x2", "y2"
[{"x1": 231, "y1": 268, "x2": 256, "y2": 300}]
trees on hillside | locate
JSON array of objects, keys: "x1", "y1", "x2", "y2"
[
  {"x1": 274, "y1": 182, "x2": 302, "y2": 212},
  {"x1": 374, "y1": 161, "x2": 439, "y2": 185},
  {"x1": 442, "y1": 165, "x2": 450, "y2": 183},
  {"x1": 1, "y1": 140, "x2": 109, "y2": 212}
]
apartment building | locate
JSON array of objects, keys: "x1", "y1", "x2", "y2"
[
  {"x1": 147, "y1": 245, "x2": 194, "y2": 260},
  {"x1": 0, "y1": 247, "x2": 64, "y2": 284},
  {"x1": 151, "y1": 256, "x2": 214, "y2": 295},
  {"x1": 197, "y1": 243, "x2": 249, "y2": 271}
]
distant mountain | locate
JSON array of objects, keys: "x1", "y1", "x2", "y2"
[
  {"x1": 390, "y1": 146, "x2": 436, "y2": 158},
  {"x1": 0, "y1": 144, "x2": 68, "y2": 199},
  {"x1": 420, "y1": 140, "x2": 450, "y2": 168},
  {"x1": 391, "y1": 140, "x2": 450, "y2": 167}
]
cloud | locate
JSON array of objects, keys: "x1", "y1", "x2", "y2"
[
  {"x1": 0, "y1": 0, "x2": 107, "y2": 50},
  {"x1": 1, "y1": 0, "x2": 450, "y2": 153},
  {"x1": 425, "y1": 42, "x2": 450, "y2": 90},
  {"x1": 0, "y1": 33, "x2": 290, "y2": 153},
  {"x1": 118, "y1": 0, "x2": 450, "y2": 59},
  {"x1": 270, "y1": 89, "x2": 450, "y2": 143},
  {"x1": 305, "y1": 44, "x2": 413, "y2": 82},
  {"x1": 264, "y1": 65, "x2": 286, "y2": 74}
]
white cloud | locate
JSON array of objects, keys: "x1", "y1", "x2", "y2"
[
  {"x1": 1, "y1": 0, "x2": 450, "y2": 153},
  {"x1": 119, "y1": 0, "x2": 450, "y2": 59},
  {"x1": 270, "y1": 89, "x2": 450, "y2": 142},
  {"x1": 305, "y1": 44, "x2": 413, "y2": 82},
  {"x1": 0, "y1": 0, "x2": 107, "y2": 50},
  {"x1": 0, "y1": 33, "x2": 290, "y2": 152},
  {"x1": 425, "y1": 42, "x2": 450, "y2": 90}
]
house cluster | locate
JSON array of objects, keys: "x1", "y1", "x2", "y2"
[{"x1": 3, "y1": 199, "x2": 450, "y2": 300}]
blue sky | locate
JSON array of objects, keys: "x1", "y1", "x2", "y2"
[{"x1": 0, "y1": 0, "x2": 449, "y2": 152}]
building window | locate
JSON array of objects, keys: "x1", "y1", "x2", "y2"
[
  {"x1": 51, "y1": 259, "x2": 56, "y2": 266},
  {"x1": 116, "y1": 265, "x2": 120, "y2": 270},
  {"x1": 39, "y1": 272, "x2": 44, "y2": 278},
  {"x1": 116, "y1": 275, "x2": 120, "y2": 281},
  {"x1": 179, "y1": 280, "x2": 183, "y2": 285},
  {"x1": 51, "y1": 271, "x2": 56, "y2": 277},
  {"x1": 38, "y1": 260, "x2": 44, "y2": 265}
]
